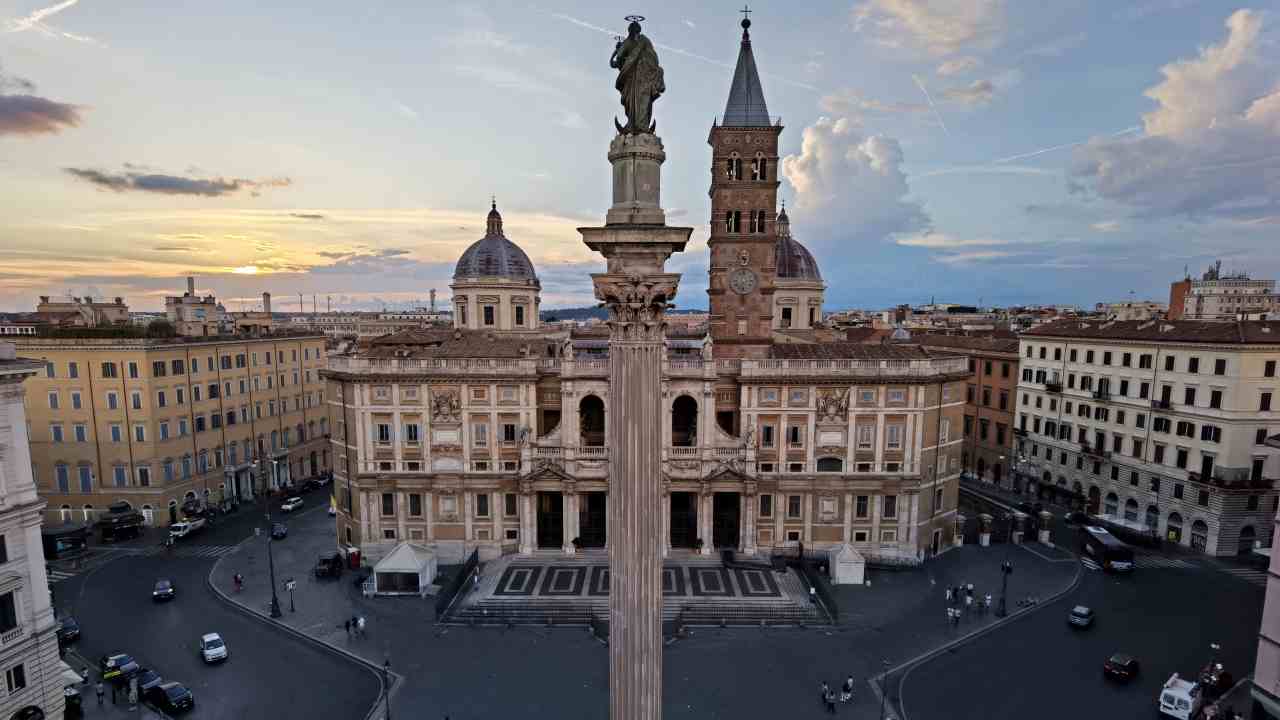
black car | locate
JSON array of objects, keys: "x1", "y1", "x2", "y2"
[
  {"x1": 56, "y1": 616, "x2": 80, "y2": 644},
  {"x1": 1103, "y1": 653, "x2": 1140, "y2": 681},
  {"x1": 314, "y1": 552, "x2": 344, "y2": 579},
  {"x1": 134, "y1": 667, "x2": 164, "y2": 693},
  {"x1": 153, "y1": 578, "x2": 176, "y2": 601},
  {"x1": 145, "y1": 682, "x2": 194, "y2": 713},
  {"x1": 301, "y1": 479, "x2": 322, "y2": 493},
  {"x1": 271, "y1": 523, "x2": 288, "y2": 540},
  {"x1": 99, "y1": 654, "x2": 139, "y2": 684}
]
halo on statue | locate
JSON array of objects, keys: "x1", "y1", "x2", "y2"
[{"x1": 624, "y1": 15, "x2": 645, "y2": 23}]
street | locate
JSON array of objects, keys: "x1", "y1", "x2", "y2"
[
  {"x1": 53, "y1": 495, "x2": 381, "y2": 719},
  {"x1": 898, "y1": 543, "x2": 1265, "y2": 720}
]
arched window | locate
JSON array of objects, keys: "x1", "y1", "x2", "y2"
[
  {"x1": 82, "y1": 504, "x2": 94, "y2": 521},
  {"x1": 671, "y1": 396, "x2": 698, "y2": 447},
  {"x1": 751, "y1": 154, "x2": 768, "y2": 181},
  {"x1": 725, "y1": 210, "x2": 741, "y2": 233},
  {"x1": 579, "y1": 395, "x2": 605, "y2": 447},
  {"x1": 1123, "y1": 498, "x2": 1138, "y2": 522},
  {"x1": 726, "y1": 154, "x2": 742, "y2": 180},
  {"x1": 1145, "y1": 505, "x2": 1159, "y2": 529},
  {"x1": 749, "y1": 209, "x2": 767, "y2": 233},
  {"x1": 1104, "y1": 492, "x2": 1119, "y2": 516},
  {"x1": 816, "y1": 457, "x2": 843, "y2": 473}
]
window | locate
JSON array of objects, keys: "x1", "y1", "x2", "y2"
[
  {"x1": 1200, "y1": 425, "x2": 1221, "y2": 443},
  {"x1": 1001, "y1": 362, "x2": 1010, "y2": 378},
  {"x1": 504, "y1": 493, "x2": 517, "y2": 517},
  {"x1": 749, "y1": 209, "x2": 766, "y2": 233},
  {"x1": 483, "y1": 306, "x2": 495, "y2": 326},
  {"x1": 1197, "y1": 490, "x2": 1209, "y2": 507},
  {"x1": 1175, "y1": 447, "x2": 1188, "y2": 469},
  {"x1": 1103, "y1": 351, "x2": 1112, "y2": 366},
  {"x1": 1266, "y1": 360, "x2": 1276, "y2": 378},
  {"x1": 1165, "y1": 355, "x2": 1176, "y2": 372},
  {"x1": 882, "y1": 495, "x2": 898, "y2": 519},
  {"x1": 47, "y1": 391, "x2": 59, "y2": 410},
  {"x1": 1214, "y1": 358, "x2": 1227, "y2": 375},
  {"x1": 176, "y1": 387, "x2": 184, "y2": 405},
  {"x1": 761, "y1": 425, "x2": 775, "y2": 448},
  {"x1": 78, "y1": 466, "x2": 92, "y2": 492},
  {"x1": 515, "y1": 306, "x2": 525, "y2": 326},
  {"x1": 816, "y1": 457, "x2": 843, "y2": 472},
  {"x1": 476, "y1": 493, "x2": 490, "y2": 518},
  {"x1": 725, "y1": 210, "x2": 741, "y2": 232},
  {"x1": 127, "y1": 361, "x2": 139, "y2": 379},
  {"x1": 999, "y1": 390, "x2": 1008, "y2": 411},
  {"x1": 888, "y1": 389, "x2": 906, "y2": 404},
  {"x1": 726, "y1": 156, "x2": 742, "y2": 180},
  {"x1": 1209, "y1": 389, "x2": 1222, "y2": 409},
  {"x1": 134, "y1": 425, "x2": 145, "y2": 442},
  {"x1": 1262, "y1": 392, "x2": 1272, "y2": 412},
  {"x1": 750, "y1": 155, "x2": 767, "y2": 180},
  {"x1": 55, "y1": 465, "x2": 69, "y2": 492},
  {"x1": 787, "y1": 426, "x2": 803, "y2": 447},
  {"x1": 113, "y1": 466, "x2": 127, "y2": 487},
  {"x1": 855, "y1": 495, "x2": 869, "y2": 518},
  {"x1": 1184, "y1": 387, "x2": 1196, "y2": 406},
  {"x1": 502, "y1": 423, "x2": 518, "y2": 443},
  {"x1": 178, "y1": 418, "x2": 188, "y2": 436},
  {"x1": 786, "y1": 495, "x2": 801, "y2": 519},
  {"x1": 381, "y1": 493, "x2": 394, "y2": 516},
  {"x1": 71, "y1": 391, "x2": 81, "y2": 410},
  {"x1": 101, "y1": 361, "x2": 117, "y2": 378},
  {"x1": 4, "y1": 662, "x2": 25, "y2": 694},
  {"x1": 472, "y1": 423, "x2": 489, "y2": 447},
  {"x1": 376, "y1": 424, "x2": 391, "y2": 443},
  {"x1": 404, "y1": 424, "x2": 420, "y2": 443},
  {"x1": 1188, "y1": 357, "x2": 1200, "y2": 374},
  {"x1": 886, "y1": 424, "x2": 902, "y2": 449}
]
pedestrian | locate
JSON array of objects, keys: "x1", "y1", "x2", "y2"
[
  {"x1": 357, "y1": 615, "x2": 366, "y2": 637},
  {"x1": 344, "y1": 619, "x2": 351, "y2": 636},
  {"x1": 965, "y1": 594, "x2": 972, "y2": 613},
  {"x1": 351, "y1": 615, "x2": 358, "y2": 636},
  {"x1": 820, "y1": 681, "x2": 830, "y2": 710},
  {"x1": 824, "y1": 687, "x2": 837, "y2": 714},
  {"x1": 111, "y1": 682, "x2": 117, "y2": 704},
  {"x1": 944, "y1": 587, "x2": 952, "y2": 603},
  {"x1": 985, "y1": 594, "x2": 992, "y2": 612},
  {"x1": 841, "y1": 675, "x2": 854, "y2": 703},
  {"x1": 95, "y1": 681, "x2": 104, "y2": 706}
]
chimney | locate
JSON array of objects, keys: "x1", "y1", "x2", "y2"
[
  {"x1": 186, "y1": 276, "x2": 196, "y2": 296},
  {"x1": 430, "y1": 289, "x2": 437, "y2": 313},
  {"x1": 262, "y1": 292, "x2": 272, "y2": 315},
  {"x1": 39, "y1": 296, "x2": 49, "y2": 304},
  {"x1": 114, "y1": 297, "x2": 123, "y2": 305}
]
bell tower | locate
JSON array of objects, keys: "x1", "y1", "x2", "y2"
[{"x1": 707, "y1": 13, "x2": 782, "y2": 359}]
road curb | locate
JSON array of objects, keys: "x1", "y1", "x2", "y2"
[
  {"x1": 206, "y1": 531, "x2": 393, "y2": 720},
  {"x1": 878, "y1": 552, "x2": 1086, "y2": 720}
]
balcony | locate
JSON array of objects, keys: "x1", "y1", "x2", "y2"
[
  {"x1": 1044, "y1": 381, "x2": 1063, "y2": 393},
  {"x1": 1013, "y1": 428, "x2": 1028, "y2": 438},
  {"x1": 739, "y1": 356, "x2": 969, "y2": 379},
  {"x1": 1092, "y1": 389, "x2": 1111, "y2": 401},
  {"x1": 1151, "y1": 399, "x2": 1171, "y2": 410},
  {"x1": 0, "y1": 625, "x2": 24, "y2": 647},
  {"x1": 1080, "y1": 443, "x2": 1111, "y2": 459}
]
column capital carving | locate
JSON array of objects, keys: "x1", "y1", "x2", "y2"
[{"x1": 591, "y1": 272, "x2": 680, "y2": 343}]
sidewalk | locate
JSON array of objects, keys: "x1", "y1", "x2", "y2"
[{"x1": 63, "y1": 649, "x2": 167, "y2": 719}]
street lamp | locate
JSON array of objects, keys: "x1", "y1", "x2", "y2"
[
  {"x1": 382, "y1": 657, "x2": 393, "y2": 720},
  {"x1": 879, "y1": 659, "x2": 892, "y2": 720},
  {"x1": 265, "y1": 502, "x2": 282, "y2": 618},
  {"x1": 997, "y1": 512, "x2": 1014, "y2": 618}
]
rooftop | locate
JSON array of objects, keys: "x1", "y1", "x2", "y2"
[
  {"x1": 769, "y1": 342, "x2": 960, "y2": 361},
  {"x1": 1021, "y1": 319, "x2": 1280, "y2": 344},
  {"x1": 916, "y1": 334, "x2": 1021, "y2": 355}
]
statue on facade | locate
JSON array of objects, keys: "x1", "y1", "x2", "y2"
[
  {"x1": 430, "y1": 389, "x2": 461, "y2": 422},
  {"x1": 610, "y1": 16, "x2": 665, "y2": 135},
  {"x1": 700, "y1": 334, "x2": 714, "y2": 361}
]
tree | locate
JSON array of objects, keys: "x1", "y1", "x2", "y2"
[{"x1": 146, "y1": 319, "x2": 177, "y2": 338}]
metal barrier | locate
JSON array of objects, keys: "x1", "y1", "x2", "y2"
[
  {"x1": 797, "y1": 558, "x2": 841, "y2": 625},
  {"x1": 434, "y1": 548, "x2": 480, "y2": 619}
]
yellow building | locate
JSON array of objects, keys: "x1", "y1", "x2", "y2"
[{"x1": 13, "y1": 330, "x2": 329, "y2": 527}]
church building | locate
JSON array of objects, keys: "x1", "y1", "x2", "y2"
[{"x1": 324, "y1": 17, "x2": 969, "y2": 565}]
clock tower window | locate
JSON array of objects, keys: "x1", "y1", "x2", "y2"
[
  {"x1": 751, "y1": 155, "x2": 768, "y2": 181},
  {"x1": 750, "y1": 209, "x2": 766, "y2": 233},
  {"x1": 726, "y1": 210, "x2": 742, "y2": 233},
  {"x1": 726, "y1": 156, "x2": 742, "y2": 180}
]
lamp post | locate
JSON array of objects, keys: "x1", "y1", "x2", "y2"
[
  {"x1": 997, "y1": 512, "x2": 1013, "y2": 617},
  {"x1": 265, "y1": 501, "x2": 282, "y2": 618},
  {"x1": 879, "y1": 659, "x2": 892, "y2": 720},
  {"x1": 382, "y1": 657, "x2": 393, "y2": 720}
]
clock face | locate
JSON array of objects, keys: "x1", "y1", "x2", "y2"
[{"x1": 729, "y1": 268, "x2": 758, "y2": 295}]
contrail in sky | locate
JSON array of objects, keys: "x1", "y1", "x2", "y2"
[
  {"x1": 551, "y1": 13, "x2": 818, "y2": 92},
  {"x1": 993, "y1": 126, "x2": 1140, "y2": 164},
  {"x1": 911, "y1": 74, "x2": 950, "y2": 137},
  {"x1": 4, "y1": 0, "x2": 78, "y2": 32}
]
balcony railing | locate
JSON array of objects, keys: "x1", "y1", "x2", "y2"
[
  {"x1": 328, "y1": 356, "x2": 539, "y2": 376},
  {"x1": 575, "y1": 446, "x2": 608, "y2": 459},
  {"x1": 668, "y1": 447, "x2": 699, "y2": 458},
  {"x1": 1013, "y1": 428, "x2": 1028, "y2": 437},
  {"x1": 1044, "y1": 381, "x2": 1063, "y2": 393},
  {"x1": 0, "y1": 625, "x2": 24, "y2": 646},
  {"x1": 1151, "y1": 399, "x2": 1171, "y2": 410},
  {"x1": 1080, "y1": 444, "x2": 1111, "y2": 459},
  {"x1": 739, "y1": 356, "x2": 968, "y2": 378},
  {"x1": 1092, "y1": 389, "x2": 1111, "y2": 401}
]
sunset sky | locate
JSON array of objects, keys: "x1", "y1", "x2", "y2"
[{"x1": 2, "y1": 1, "x2": 1277, "y2": 313}]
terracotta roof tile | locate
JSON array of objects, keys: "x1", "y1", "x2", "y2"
[
  {"x1": 769, "y1": 342, "x2": 958, "y2": 360},
  {"x1": 1022, "y1": 319, "x2": 1280, "y2": 344}
]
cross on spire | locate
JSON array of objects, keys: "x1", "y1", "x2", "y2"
[
  {"x1": 740, "y1": 5, "x2": 751, "y2": 20},
  {"x1": 739, "y1": 5, "x2": 752, "y2": 35}
]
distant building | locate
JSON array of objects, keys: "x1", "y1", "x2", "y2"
[
  {"x1": 164, "y1": 277, "x2": 221, "y2": 337},
  {"x1": 1168, "y1": 261, "x2": 1278, "y2": 321},
  {"x1": 226, "y1": 293, "x2": 275, "y2": 336},
  {"x1": 0, "y1": 343, "x2": 66, "y2": 720},
  {"x1": 1096, "y1": 300, "x2": 1166, "y2": 321},
  {"x1": 35, "y1": 295, "x2": 129, "y2": 328}
]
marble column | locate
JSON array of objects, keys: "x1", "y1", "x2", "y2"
[
  {"x1": 700, "y1": 492, "x2": 713, "y2": 555},
  {"x1": 582, "y1": 128, "x2": 690, "y2": 720},
  {"x1": 661, "y1": 492, "x2": 671, "y2": 558},
  {"x1": 519, "y1": 492, "x2": 534, "y2": 555},
  {"x1": 563, "y1": 490, "x2": 578, "y2": 555}
]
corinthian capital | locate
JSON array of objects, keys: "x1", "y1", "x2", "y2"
[{"x1": 592, "y1": 272, "x2": 680, "y2": 343}]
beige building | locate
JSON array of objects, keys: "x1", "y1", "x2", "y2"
[
  {"x1": 1017, "y1": 319, "x2": 1280, "y2": 555},
  {"x1": 34, "y1": 296, "x2": 129, "y2": 328},
  {"x1": 13, "y1": 330, "x2": 329, "y2": 528},
  {"x1": 771, "y1": 207, "x2": 825, "y2": 331},
  {"x1": 0, "y1": 345, "x2": 66, "y2": 720},
  {"x1": 450, "y1": 203, "x2": 542, "y2": 333},
  {"x1": 1169, "y1": 261, "x2": 1278, "y2": 321},
  {"x1": 164, "y1": 277, "x2": 221, "y2": 337}
]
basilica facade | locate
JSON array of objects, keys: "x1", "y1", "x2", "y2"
[{"x1": 324, "y1": 19, "x2": 969, "y2": 564}]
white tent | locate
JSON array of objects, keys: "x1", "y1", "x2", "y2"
[{"x1": 372, "y1": 542, "x2": 436, "y2": 597}]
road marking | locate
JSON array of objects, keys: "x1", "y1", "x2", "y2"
[
  {"x1": 1133, "y1": 556, "x2": 1198, "y2": 569},
  {"x1": 1080, "y1": 557, "x2": 1101, "y2": 571},
  {"x1": 1219, "y1": 567, "x2": 1268, "y2": 587}
]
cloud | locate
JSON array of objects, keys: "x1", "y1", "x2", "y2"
[
  {"x1": 1024, "y1": 32, "x2": 1087, "y2": 58},
  {"x1": 936, "y1": 56, "x2": 979, "y2": 76},
  {"x1": 852, "y1": 0, "x2": 1004, "y2": 56},
  {"x1": 781, "y1": 116, "x2": 929, "y2": 243},
  {"x1": 683, "y1": 19, "x2": 696, "y2": 29},
  {"x1": 394, "y1": 101, "x2": 419, "y2": 119},
  {"x1": 1070, "y1": 10, "x2": 1280, "y2": 221},
  {"x1": 3, "y1": 0, "x2": 100, "y2": 45},
  {"x1": 941, "y1": 79, "x2": 994, "y2": 105},
  {"x1": 554, "y1": 110, "x2": 587, "y2": 130},
  {"x1": 932, "y1": 250, "x2": 1015, "y2": 264},
  {"x1": 64, "y1": 167, "x2": 292, "y2": 197},
  {"x1": 289, "y1": 213, "x2": 326, "y2": 220},
  {"x1": 1116, "y1": 0, "x2": 1202, "y2": 22},
  {"x1": 1091, "y1": 220, "x2": 1122, "y2": 233},
  {"x1": 0, "y1": 64, "x2": 82, "y2": 136},
  {"x1": 894, "y1": 233, "x2": 1012, "y2": 248},
  {"x1": 819, "y1": 89, "x2": 927, "y2": 118}
]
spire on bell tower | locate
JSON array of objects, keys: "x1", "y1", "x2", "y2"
[
  {"x1": 722, "y1": 6, "x2": 771, "y2": 127},
  {"x1": 486, "y1": 197, "x2": 503, "y2": 236}
]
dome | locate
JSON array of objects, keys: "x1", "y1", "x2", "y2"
[
  {"x1": 453, "y1": 202, "x2": 540, "y2": 285},
  {"x1": 774, "y1": 207, "x2": 822, "y2": 281}
]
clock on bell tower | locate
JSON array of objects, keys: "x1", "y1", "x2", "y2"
[{"x1": 706, "y1": 15, "x2": 782, "y2": 359}]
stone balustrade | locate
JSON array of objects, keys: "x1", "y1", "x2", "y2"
[{"x1": 738, "y1": 356, "x2": 969, "y2": 379}]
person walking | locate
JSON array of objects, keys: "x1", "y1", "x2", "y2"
[
  {"x1": 965, "y1": 593, "x2": 973, "y2": 614},
  {"x1": 824, "y1": 687, "x2": 837, "y2": 714},
  {"x1": 820, "y1": 681, "x2": 830, "y2": 710},
  {"x1": 95, "y1": 681, "x2": 104, "y2": 706},
  {"x1": 944, "y1": 587, "x2": 952, "y2": 603},
  {"x1": 344, "y1": 619, "x2": 351, "y2": 636},
  {"x1": 841, "y1": 675, "x2": 854, "y2": 703},
  {"x1": 357, "y1": 615, "x2": 366, "y2": 638}
]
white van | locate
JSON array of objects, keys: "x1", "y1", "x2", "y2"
[{"x1": 1159, "y1": 673, "x2": 1203, "y2": 719}]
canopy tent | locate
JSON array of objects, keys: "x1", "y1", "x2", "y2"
[{"x1": 372, "y1": 542, "x2": 436, "y2": 597}]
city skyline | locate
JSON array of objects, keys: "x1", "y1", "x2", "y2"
[{"x1": 2, "y1": 0, "x2": 1277, "y2": 313}]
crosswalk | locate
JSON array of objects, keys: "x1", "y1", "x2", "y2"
[
  {"x1": 1219, "y1": 566, "x2": 1269, "y2": 588},
  {"x1": 47, "y1": 569, "x2": 78, "y2": 583},
  {"x1": 1134, "y1": 555, "x2": 1199, "y2": 569},
  {"x1": 140, "y1": 544, "x2": 241, "y2": 559}
]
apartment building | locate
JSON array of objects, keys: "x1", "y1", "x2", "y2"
[
  {"x1": 917, "y1": 335, "x2": 1021, "y2": 488},
  {"x1": 1016, "y1": 319, "x2": 1280, "y2": 555},
  {"x1": 13, "y1": 330, "x2": 329, "y2": 528},
  {"x1": 1169, "y1": 261, "x2": 1278, "y2": 321},
  {"x1": 0, "y1": 345, "x2": 66, "y2": 720}
]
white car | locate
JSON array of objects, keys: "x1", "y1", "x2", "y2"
[
  {"x1": 199, "y1": 633, "x2": 228, "y2": 663},
  {"x1": 280, "y1": 497, "x2": 303, "y2": 513}
]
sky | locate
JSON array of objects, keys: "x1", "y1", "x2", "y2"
[{"x1": 1, "y1": 0, "x2": 1278, "y2": 313}]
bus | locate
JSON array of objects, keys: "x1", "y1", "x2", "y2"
[{"x1": 1082, "y1": 525, "x2": 1135, "y2": 572}]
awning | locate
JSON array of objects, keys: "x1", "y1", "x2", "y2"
[{"x1": 59, "y1": 660, "x2": 83, "y2": 687}]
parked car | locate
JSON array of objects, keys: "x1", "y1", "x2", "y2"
[
  {"x1": 198, "y1": 633, "x2": 228, "y2": 663},
  {"x1": 134, "y1": 667, "x2": 164, "y2": 693},
  {"x1": 152, "y1": 579, "x2": 176, "y2": 602},
  {"x1": 301, "y1": 479, "x2": 322, "y2": 493},
  {"x1": 168, "y1": 518, "x2": 205, "y2": 540},
  {"x1": 280, "y1": 497, "x2": 304, "y2": 513},
  {"x1": 271, "y1": 523, "x2": 288, "y2": 540},
  {"x1": 314, "y1": 552, "x2": 344, "y2": 579},
  {"x1": 56, "y1": 616, "x2": 80, "y2": 644},
  {"x1": 99, "y1": 654, "x2": 139, "y2": 683},
  {"x1": 1104, "y1": 653, "x2": 1140, "y2": 681},
  {"x1": 145, "y1": 681, "x2": 194, "y2": 714},
  {"x1": 1068, "y1": 605, "x2": 1095, "y2": 628}
]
